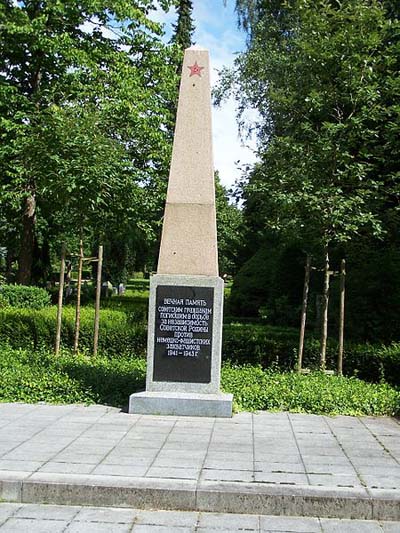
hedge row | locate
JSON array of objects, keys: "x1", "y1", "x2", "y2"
[
  {"x1": 0, "y1": 308, "x2": 399, "y2": 386},
  {"x1": 0, "y1": 284, "x2": 51, "y2": 309},
  {"x1": 223, "y1": 324, "x2": 400, "y2": 386},
  {"x1": 0, "y1": 307, "x2": 147, "y2": 357}
]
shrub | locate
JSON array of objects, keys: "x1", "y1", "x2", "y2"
[
  {"x1": 222, "y1": 324, "x2": 400, "y2": 386},
  {"x1": 1, "y1": 344, "x2": 397, "y2": 415},
  {"x1": 0, "y1": 345, "x2": 98, "y2": 404},
  {"x1": 0, "y1": 305, "x2": 398, "y2": 386},
  {"x1": 0, "y1": 306, "x2": 147, "y2": 357},
  {"x1": 0, "y1": 344, "x2": 146, "y2": 406},
  {"x1": 0, "y1": 284, "x2": 51, "y2": 309},
  {"x1": 221, "y1": 364, "x2": 400, "y2": 416}
]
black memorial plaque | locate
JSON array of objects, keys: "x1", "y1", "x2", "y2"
[{"x1": 153, "y1": 285, "x2": 214, "y2": 383}]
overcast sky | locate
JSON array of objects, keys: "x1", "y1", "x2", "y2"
[{"x1": 150, "y1": 0, "x2": 258, "y2": 190}]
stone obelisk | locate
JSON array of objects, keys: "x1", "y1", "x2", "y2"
[{"x1": 129, "y1": 46, "x2": 232, "y2": 417}]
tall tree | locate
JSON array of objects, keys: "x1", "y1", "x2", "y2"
[
  {"x1": 218, "y1": 0, "x2": 399, "y2": 341},
  {"x1": 0, "y1": 0, "x2": 178, "y2": 284},
  {"x1": 171, "y1": 0, "x2": 195, "y2": 51}
]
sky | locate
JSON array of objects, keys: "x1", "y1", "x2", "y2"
[{"x1": 150, "y1": 0, "x2": 258, "y2": 190}]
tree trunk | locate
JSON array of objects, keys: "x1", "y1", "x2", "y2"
[
  {"x1": 298, "y1": 255, "x2": 311, "y2": 373},
  {"x1": 16, "y1": 192, "x2": 36, "y2": 285},
  {"x1": 320, "y1": 248, "x2": 330, "y2": 370},
  {"x1": 5, "y1": 249, "x2": 16, "y2": 282},
  {"x1": 338, "y1": 259, "x2": 346, "y2": 376}
]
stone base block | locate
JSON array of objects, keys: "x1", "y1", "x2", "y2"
[{"x1": 129, "y1": 391, "x2": 233, "y2": 418}]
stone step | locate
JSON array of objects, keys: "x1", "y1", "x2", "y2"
[{"x1": 1, "y1": 472, "x2": 399, "y2": 521}]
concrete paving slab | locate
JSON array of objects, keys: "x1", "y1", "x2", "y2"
[
  {"x1": 320, "y1": 518, "x2": 383, "y2": 532},
  {"x1": 74, "y1": 506, "x2": 137, "y2": 523},
  {"x1": 260, "y1": 515, "x2": 321, "y2": 531},
  {"x1": 14, "y1": 502, "x2": 80, "y2": 520},
  {"x1": 135, "y1": 509, "x2": 198, "y2": 527},
  {"x1": 0, "y1": 517, "x2": 68, "y2": 532}
]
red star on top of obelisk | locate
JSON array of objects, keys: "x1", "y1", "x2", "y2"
[{"x1": 187, "y1": 61, "x2": 204, "y2": 77}]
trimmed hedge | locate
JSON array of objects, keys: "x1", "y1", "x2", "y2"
[
  {"x1": 0, "y1": 284, "x2": 51, "y2": 309},
  {"x1": 0, "y1": 306, "x2": 147, "y2": 357},
  {"x1": 0, "y1": 307, "x2": 399, "y2": 386},
  {"x1": 222, "y1": 324, "x2": 400, "y2": 386}
]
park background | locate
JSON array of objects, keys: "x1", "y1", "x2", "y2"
[{"x1": 0, "y1": 0, "x2": 399, "y2": 416}]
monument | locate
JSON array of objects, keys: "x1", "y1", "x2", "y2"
[{"x1": 129, "y1": 46, "x2": 233, "y2": 417}]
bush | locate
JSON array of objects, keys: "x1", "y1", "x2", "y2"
[
  {"x1": 1, "y1": 344, "x2": 397, "y2": 415},
  {"x1": 0, "y1": 344, "x2": 146, "y2": 406},
  {"x1": 0, "y1": 305, "x2": 399, "y2": 386},
  {"x1": 221, "y1": 364, "x2": 400, "y2": 416},
  {"x1": 0, "y1": 306, "x2": 147, "y2": 357},
  {"x1": 0, "y1": 284, "x2": 51, "y2": 309},
  {"x1": 222, "y1": 324, "x2": 400, "y2": 386},
  {"x1": 0, "y1": 345, "x2": 98, "y2": 404}
]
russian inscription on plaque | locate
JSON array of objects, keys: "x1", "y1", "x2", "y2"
[{"x1": 153, "y1": 285, "x2": 213, "y2": 383}]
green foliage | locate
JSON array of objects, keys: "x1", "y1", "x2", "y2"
[
  {"x1": 222, "y1": 0, "x2": 399, "y2": 249},
  {"x1": 0, "y1": 345, "x2": 97, "y2": 404},
  {"x1": 221, "y1": 364, "x2": 400, "y2": 416},
  {"x1": 332, "y1": 244, "x2": 400, "y2": 342},
  {"x1": 0, "y1": 306, "x2": 147, "y2": 357},
  {"x1": 0, "y1": 284, "x2": 50, "y2": 309},
  {"x1": 222, "y1": 324, "x2": 400, "y2": 386},
  {"x1": 219, "y1": 0, "x2": 400, "y2": 337},
  {"x1": 229, "y1": 242, "x2": 304, "y2": 321},
  {"x1": 215, "y1": 175, "x2": 244, "y2": 276},
  {"x1": 171, "y1": 0, "x2": 195, "y2": 50},
  {"x1": 1, "y1": 343, "x2": 398, "y2": 415},
  {"x1": 0, "y1": 0, "x2": 178, "y2": 283},
  {"x1": 55, "y1": 351, "x2": 146, "y2": 407},
  {"x1": 0, "y1": 344, "x2": 146, "y2": 406}
]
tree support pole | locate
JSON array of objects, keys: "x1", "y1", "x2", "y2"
[
  {"x1": 298, "y1": 255, "x2": 311, "y2": 373},
  {"x1": 320, "y1": 249, "x2": 330, "y2": 370},
  {"x1": 74, "y1": 239, "x2": 84, "y2": 354},
  {"x1": 93, "y1": 245, "x2": 103, "y2": 356},
  {"x1": 338, "y1": 258, "x2": 346, "y2": 376},
  {"x1": 55, "y1": 243, "x2": 66, "y2": 355}
]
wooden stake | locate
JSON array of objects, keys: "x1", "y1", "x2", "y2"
[
  {"x1": 298, "y1": 255, "x2": 311, "y2": 373},
  {"x1": 55, "y1": 243, "x2": 66, "y2": 355},
  {"x1": 338, "y1": 258, "x2": 346, "y2": 376},
  {"x1": 320, "y1": 249, "x2": 330, "y2": 370},
  {"x1": 93, "y1": 245, "x2": 103, "y2": 356},
  {"x1": 73, "y1": 239, "x2": 84, "y2": 354}
]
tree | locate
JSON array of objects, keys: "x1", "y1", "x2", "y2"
[
  {"x1": 0, "y1": 0, "x2": 178, "y2": 284},
  {"x1": 171, "y1": 0, "x2": 195, "y2": 51},
  {"x1": 215, "y1": 174, "x2": 243, "y2": 277},
  {"x1": 219, "y1": 0, "x2": 400, "y2": 347}
]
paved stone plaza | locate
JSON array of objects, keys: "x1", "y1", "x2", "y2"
[
  {"x1": 0, "y1": 404, "x2": 399, "y2": 522},
  {"x1": 0, "y1": 503, "x2": 399, "y2": 532}
]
